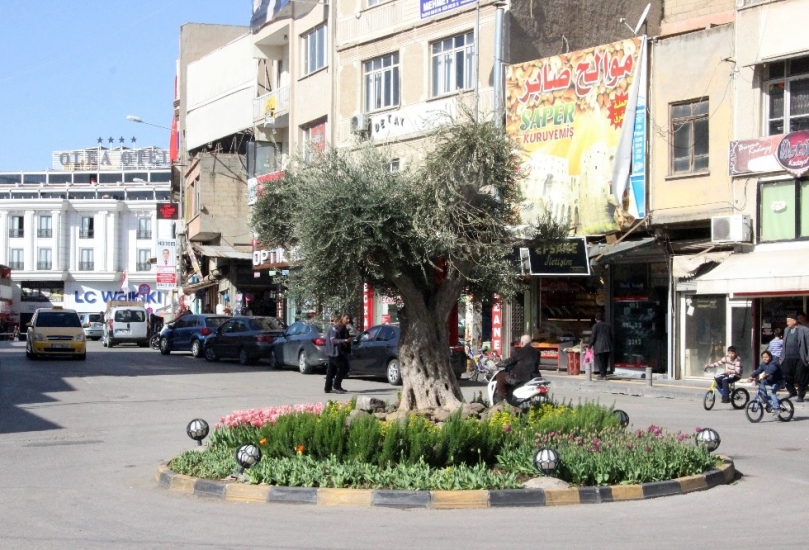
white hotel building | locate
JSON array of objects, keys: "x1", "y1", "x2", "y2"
[{"x1": 0, "y1": 146, "x2": 174, "y2": 326}]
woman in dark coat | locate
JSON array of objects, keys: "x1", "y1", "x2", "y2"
[{"x1": 589, "y1": 311, "x2": 612, "y2": 380}]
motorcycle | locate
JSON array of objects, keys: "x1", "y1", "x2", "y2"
[{"x1": 487, "y1": 364, "x2": 551, "y2": 409}]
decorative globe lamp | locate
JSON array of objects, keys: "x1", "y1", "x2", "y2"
[
  {"x1": 186, "y1": 418, "x2": 209, "y2": 446},
  {"x1": 533, "y1": 447, "x2": 560, "y2": 476},
  {"x1": 235, "y1": 443, "x2": 262, "y2": 475},
  {"x1": 612, "y1": 409, "x2": 630, "y2": 428},
  {"x1": 695, "y1": 428, "x2": 721, "y2": 452}
]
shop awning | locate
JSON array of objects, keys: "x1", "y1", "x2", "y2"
[
  {"x1": 182, "y1": 279, "x2": 219, "y2": 294},
  {"x1": 672, "y1": 252, "x2": 731, "y2": 279},
  {"x1": 194, "y1": 245, "x2": 252, "y2": 261},
  {"x1": 590, "y1": 237, "x2": 658, "y2": 265},
  {"x1": 695, "y1": 247, "x2": 809, "y2": 296}
]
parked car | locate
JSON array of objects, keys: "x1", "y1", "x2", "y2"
[
  {"x1": 158, "y1": 314, "x2": 229, "y2": 357},
  {"x1": 267, "y1": 320, "x2": 328, "y2": 373},
  {"x1": 103, "y1": 305, "x2": 149, "y2": 347},
  {"x1": 79, "y1": 313, "x2": 104, "y2": 340},
  {"x1": 26, "y1": 307, "x2": 86, "y2": 361},
  {"x1": 203, "y1": 316, "x2": 286, "y2": 365}
]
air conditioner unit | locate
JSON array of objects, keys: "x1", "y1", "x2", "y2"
[
  {"x1": 711, "y1": 214, "x2": 752, "y2": 244},
  {"x1": 350, "y1": 114, "x2": 370, "y2": 136}
]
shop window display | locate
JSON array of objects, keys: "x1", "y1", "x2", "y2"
[{"x1": 683, "y1": 295, "x2": 726, "y2": 378}]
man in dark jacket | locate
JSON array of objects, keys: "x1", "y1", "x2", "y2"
[
  {"x1": 325, "y1": 315, "x2": 350, "y2": 394},
  {"x1": 781, "y1": 312, "x2": 809, "y2": 402},
  {"x1": 589, "y1": 311, "x2": 612, "y2": 380},
  {"x1": 494, "y1": 334, "x2": 539, "y2": 401}
]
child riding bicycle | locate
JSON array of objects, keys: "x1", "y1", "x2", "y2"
[
  {"x1": 748, "y1": 350, "x2": 784, "y2": 418},
  {"x1": 704, "y1": 345, "x2": 743, "y2": 403}
]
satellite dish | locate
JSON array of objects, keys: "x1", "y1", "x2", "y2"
[{"x1": 634, "y1": 3, "x2": 651, "y2": 36}]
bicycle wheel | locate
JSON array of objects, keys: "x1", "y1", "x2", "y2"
[
  {"x1": 746, "y1": 400, "x2": 764, "y2": 423},
  {"x1": 777, "y1": 398, "x2": 794, "y2": 422},
  {"x1": 703, "y1": 390, "x2": 716, "y2": 411},
  {"x1": 731, "y1": 388, "x2": 750, "y2": 409}
]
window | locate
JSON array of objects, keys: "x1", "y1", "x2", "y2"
[
  {"x1": 759, "y1": 179, "x2": 809, "y2": 241},
  {"x1": 765, "y1": 56, "x2": 809, "y2": 135},
  {"x1": 364, "y1": 53, "x2": 400, "y2": 112},
  {"x1": 389, "y1": 158, "x2": 400, "y2": 172},
  {"x1": 137, "y1": 249, "x2": 152, "y2": 271},
  {"x1": 21, "y1": 282, "x2": 64, "y2": 302},
  {"x1": 155, "y1": 190, "x2": 171, "y2": 201},
  {"x1": 303, "y1": 122, "x2": 326, "y2": 162},
  {"x1": 302, "y1": 25, "x2": 327, "y2": 76},
  {"x1": 37, "y1": 248, "x2": 52, "y2": 270},
  {"x1": 80, "y1": 216, "x2": 94, "y2": 238},
  {"x1": 23, "y1": 174, "x2": 46, "y2": 184},
  {"x1": 367, "y1": 0, "x2": 390, "y2": 6},
  {"x1": 79, "y1": 249, "x2": 94, "y2": 271},
  {"x1": 38, "y1": 215, "x2": 52, "y2": 238},
  {"x1": 127, "y1": 190, "x2": 154, "y2": 200},
  {"x1": 9, "y1": 215, "x2": 23, "y2": 238},
  {"x1": 431, "y1": 32, "x2": 475, "y2": 97},
  {"x1": 9, "y1": 249, "x2": 23, "y2": 270},
  {"x1": 137, "y1": 218, "x2": 152, "y2": 240},
  {"x1": 670, "y1": 99, "x2": 709, "y2": 174}
]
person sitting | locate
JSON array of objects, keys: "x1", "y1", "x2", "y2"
[
  {"x1": 748, "y1": 350, "x2": 784, "y2": 418},
  {"x1": 704, "y1": 345, "x2": 743, "y2": 403},
  {"x1": 494, "y1": 334, "x2": 539, "y2": 403}
]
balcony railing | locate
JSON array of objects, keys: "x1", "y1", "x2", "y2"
[
  {"x1": 78, "y1": 262, "x2": 94, "y2": 271},
  {"x1": 136, "y1": 262, "x2": 152, "y2": 272},
  {"x1": 79, "y1": 229, "x2": 94, "y2": 239},
  {"x1": 37, "y1": 229, "x2": 53, "y2": 238},
  {"x1": 8, "y1": 261, "x2": 24, "y2": 270},
  {"x1": 137, "y1": 230, "x2": 152, "y2": 240},
  {"x1": 253, "y1": 86, "x2": 291, "y2": 125},
  {"x1": 8, "y1": 228, "x2": 23, "y2": 238},
  {"x1": 37, "y1": 262, "x2": 52, "y2": 270}
]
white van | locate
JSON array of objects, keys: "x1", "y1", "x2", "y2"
[{"x1": 103, "y1": 304, "x2": 149, "y2": 347}]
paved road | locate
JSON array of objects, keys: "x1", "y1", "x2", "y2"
[{"x1": 1, "y1": 341, "x2": 808, "y2": 549}]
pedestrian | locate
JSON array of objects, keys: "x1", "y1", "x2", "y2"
[
  {"x1": 12, "y1": 324, "x2": 20, "y2": 341},
  {"x1": 494, "y1": 334, "x2": 539, "y2": 403},
  {"x1": 704, "y1": 346, "x2": 743, "y2": 403},
  {"x1": 324, "y1": 314, "x2": 350, "y2": 394},
  {"x1": 798, "y1": 311, "x2": 809, "y2": 328},
  {"x1": 780, "y1": 312, "x2": 809, "y2": 402},
  {"x1": 341, "y1": 314, "x2": 356, "y2": 376},
  {"x1": 589, "y1": 311, "x2": 612, "y2": 380},
  {"x1": 767, "y1": 327, "x2": 784, "y2": 360}
]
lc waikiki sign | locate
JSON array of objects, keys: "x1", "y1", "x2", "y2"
[
  {"x1": 65, "y1": 283, "x2": 167, "y2": 312},
  {"x1": 505, "y1": 37, "x2": 648, "y2": 236}
]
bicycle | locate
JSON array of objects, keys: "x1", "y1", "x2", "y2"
[
  {"x1": 703, "y1": 368, "x2": 749, "y2": 410},
  {"x1": 466, "y1": 345, "x2": 500, "y2": 382},
  {"x1": 746, "y1": 381, "x2": 794, "y2": 423}
]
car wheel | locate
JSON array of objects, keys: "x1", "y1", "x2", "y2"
[
  {"x1": 191, "y1": 340, "x2": 203, "y2": 358},
  {"x1": 106, "y1": 335, "x2": 115, "y2": 348},
  {"x1": 205, "y1": 346, "x2": 219, "y2": 362},
  {"x1": 298, "y1": 351, "x2": 314, "y2": 374},
  {"x1": 102, "y1": 336, "x2": 108, "y2": 348},
  {"x1": 238, "y1": 348, "x2": 253, "y2": 366},
  {"x1": 26, "y1": 345, "x2": 37, "y2": 360},
  {"x1": 160, "y1": 337, "x2": 171, "y2": 355},
  {"x1": 386, "y1": 358, "x2": 402, "y2": 385}
]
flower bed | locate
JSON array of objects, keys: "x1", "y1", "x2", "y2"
[{"x1": 168, "y1": 399, "x2": 719, "y2": 490}]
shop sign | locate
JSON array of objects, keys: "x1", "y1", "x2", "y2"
[
  {"x1": 728, "y1": 134, "x2": 783, "y2": 176},
  {"x1": 156, "y1": 202, "x2": 179, "y2": 220},
  {"x1": 252, "y1": 244, "x2": 287, "y2": 270},
  {"x1": 248, "y1": 170, "x2": 285, "y2": 206},
  {"x1": 363, "y1": 283, "x2": 374, "y2": 329},
  {"x1": 520, "y1": 237, "x2": 590, "y2": 276},
  {"x1": 776, "y1": 130, "x2": 809, "y2": 177},
  {"x1": 491, "y1": 295, "x2": 503, "y2": 355},
  {"x1": 370, "y1": 97, "x2": 455, "y2": 142},
  {"x1": 420, "y1": 0, "x2": 475, "y2": 19}
]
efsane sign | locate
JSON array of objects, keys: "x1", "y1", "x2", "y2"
[{"x1": 776, "y1": 130, "x2": 809, "y2": 177}]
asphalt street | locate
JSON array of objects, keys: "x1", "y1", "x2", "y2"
[{"x1": 0, "y1": 340, "x2": 808, "y2": 549}]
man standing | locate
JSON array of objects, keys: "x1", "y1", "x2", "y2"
[
  {"x1": 781, "y1": 312, "x2": 809, "y2": 402},
  {"x1": 325, "y1": 314, "x2": 350, "y2": 394},
  {"x1": 494, "y1": 334, "x2": 539, "y2": 402},
  {"x1": 589, "y1": 311, "x2": 612, "y2": 380}
]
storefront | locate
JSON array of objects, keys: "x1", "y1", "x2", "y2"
[
  {"x1": 64, "y1": 281, "x2": 168, "y2": 314},
  {"x1": 12, "y1": 280, "x2": 65, "y2": 326}
]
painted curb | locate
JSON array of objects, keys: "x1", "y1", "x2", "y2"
[{"x1": 155, "y1": 456, "x2": 735, "y2": 509}]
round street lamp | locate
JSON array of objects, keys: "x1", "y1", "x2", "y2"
[
  {"x1": 695, "y1": 427, "x2": 721, "y2": 452},
  {"x1": 235, "y1": 443, "x2": 262, "y2": 475},
  {"x1": 533, "y1": 447, "x2": 560, "y2": 476},
  {"x1": 186, "y1": 418, "x2": 209, "y2": 446},
  {"x1": 613, "y1": 409, "x2": 630, "y2": 428}
]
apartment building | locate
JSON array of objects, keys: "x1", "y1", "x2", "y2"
[{"x1": 0, "y1": 146, "x2": 174, "y2": 325}]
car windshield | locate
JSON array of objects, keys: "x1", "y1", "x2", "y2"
[
  {"x1": 205, "y1": 317, "x2": 229, "y2": 328},
  {"x1": 87, "y1": 314, "x2": 103, "y2": 323},
  {"x1": 252, "y1": 317, "x2": 285, "y2": 331},
  {"x1": 306, "y1": 322, "x2": 325, "y2": 333},
  {"x1": 37, "y1": 312, "x2": 81, "y2": 328},
  {"x1": 114, "y1": 309, "x2": 146, "y2": 322}
]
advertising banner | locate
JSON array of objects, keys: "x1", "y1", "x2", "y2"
[
  {"x1": 420, "y1": 0, "x2": 475, "y2": 19},
  {"x1": 248, "y1": 170, "x2": 285, "y2": 206},
  {"x1": 519, "y1": 237, "x2": 590, "y2": 276},
  {"x1": 776, "y1": 130, "x2": 809, "y2": 177},
  {"x1": 506, "y1": 37, "x2": 647, "y2": 235},
  {"x1": 728, "y1": 135, "x2": 783, "y2": 176},
  {"x1": 156, "y1": 239, "x2": 176, "y2": 290}
]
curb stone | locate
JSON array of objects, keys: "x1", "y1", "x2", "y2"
[{"x1": 154, "y1": 456, "x2": 735, "y2": 509}]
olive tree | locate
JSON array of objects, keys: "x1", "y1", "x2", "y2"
[{"x1": 250, "y1": 113, "x2": 565, "y2": 411}]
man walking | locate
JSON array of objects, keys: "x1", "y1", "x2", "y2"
[
  {"x1": 589, "y1": 311, "x2": 612, "y2": 380},
  {"x1": 781, "y1": 312, "x2": 809, "y2": 402}
]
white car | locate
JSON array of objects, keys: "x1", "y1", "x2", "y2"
[
  {"x1": 79, "y1": 313, "x2": 104, "y2": 340},
  {"x1": 103, "y1": 305, "x2": 149, "y2": 347}
]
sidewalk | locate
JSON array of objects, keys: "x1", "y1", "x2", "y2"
[{"x1": 536, "y1": 370, "x2": 719, "y2": 402}]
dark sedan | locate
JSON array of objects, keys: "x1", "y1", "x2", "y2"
[
  {"x1": 158, "y1": 314, "x2": 229, "y2": 357},
  {"x1": 203, "y1": 316, "x2": 286, "y2": 365},
  {"x1": 267, "y1": 320, "x2": 329, "y2": 373}
]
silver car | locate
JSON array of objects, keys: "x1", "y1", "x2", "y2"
[{"x1": 79, "y1": 313, "x2": 104, "y2": 340}]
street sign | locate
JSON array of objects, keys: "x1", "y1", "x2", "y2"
[{"x1": 138, "y1": 283, "x2": 151, "y2": 296}]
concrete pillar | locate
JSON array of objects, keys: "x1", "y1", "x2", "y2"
[
  {"x1": 0, "y1": 211, "x2": 7, "y2": 264},
  {"x1": 51, "y1": 210, "x2": 61, "y2": 271},
  {"x1": 24, "y1": 210, "x2": 34, "y2": 271}
]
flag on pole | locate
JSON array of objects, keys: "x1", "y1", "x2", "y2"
[{"x1": 121, "y1": 270, "x2": 128, "y2": 292}]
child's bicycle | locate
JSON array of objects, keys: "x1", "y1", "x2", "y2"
[
  {"x1": 745, "y1": 381, "x2": 794, "y2": 423},
  {"x1": 465, "y1": 345, "x2": 499, "y2": 382},
  {"x1": 703, "y1": 368, "x2": 750, "y2": 410}
]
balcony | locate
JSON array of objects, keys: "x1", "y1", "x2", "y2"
[
  {"x1": 78, "y1": 262, "x2": 94, "y2": 271},
  {"x1": 37, "y1": 262, "x2": 52, "y2": 270},
  {"x1": 79, "y1": 229, "x2": 94, "y2": 239},
  {"x1": 8, "y1": 228, "x2": 23, "y2": 238},
  {"x1": 137, "y1": 230, "x2": 152, "y2": 240},
  {"x1": 9, "y1": 261, "x2": 23, "y2": 270},
  {"x1": 136, "y1": 262, "x2": 152, "y2": 272},
  {"x1": 37, "y1": 229, "x2": 53, "y2": 238},
  {"x1": 253, "y1": 86, "x2": 290, "y2": 128}
]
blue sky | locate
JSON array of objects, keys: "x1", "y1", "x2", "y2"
[{"x1": 0, "y1": 0, "x2": 249, "y2": 171}]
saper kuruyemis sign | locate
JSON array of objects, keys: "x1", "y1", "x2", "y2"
[{"x1": 506, "y1": 37, "x2": 648, "y2": 236}]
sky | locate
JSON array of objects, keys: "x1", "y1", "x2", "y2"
[{"x1": 0, "y1": 0, "x2": 250, "y2": 171}]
